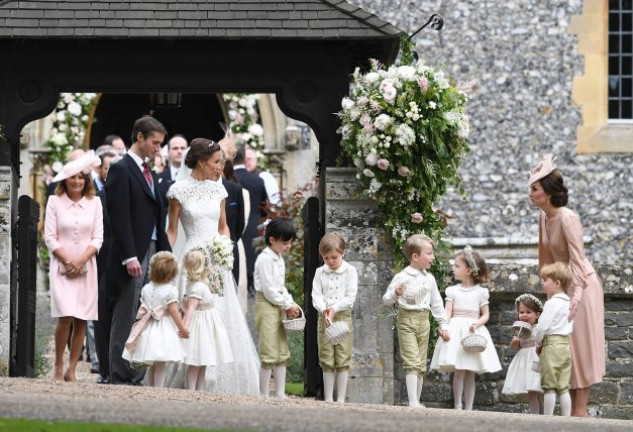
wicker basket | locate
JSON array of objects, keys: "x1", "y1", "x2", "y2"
[
  {"x1": 282, "y1": 306, "x2": 306, "y2": 332},
  {"x1": 511, "y1": 321, "x2": 533, "y2": 340},
  {"x1": 461, "y1": 333, "x2": 487, "y2": 353},
  {"x1": 324, "y1": 318, "x2": 350, "y2": 345},
  {"x1": 531, "y1": 360, "x2": 540, "y2": 373}
]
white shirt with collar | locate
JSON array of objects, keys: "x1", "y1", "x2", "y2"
[
  {"x1": 312, "y1": 261, "x2": 358, "y2": 314},
  {"x1": 533, "y1": 292, "x2": 574, "y2": 346},
  {"x1": 169, "y1": 165, "x2": 179, "y2": 180},
  {"x1": 254, "y1": 247, "x2": 294, "y2": 310},
  {"x1": 383, "y1": 265, "x2": 448, "y2": 330}
]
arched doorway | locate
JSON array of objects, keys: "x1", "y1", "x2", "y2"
[{"x1": 88, "y1": 94, "x2": 227, "y2": 148}]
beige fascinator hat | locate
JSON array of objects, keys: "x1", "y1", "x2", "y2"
[
  {"x1": 528, "y1": 154, "x2": 557, "y2": 186},
  {"x1": 53, "y1": 150, "x2": 101, "y2": 182},
  {"x1": 218, "y1": 123, "x2": 236, "y2": 162}
]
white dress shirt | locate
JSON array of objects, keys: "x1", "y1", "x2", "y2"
[
  {"x1": 383, "y1": 265, "x2": 448, "y2": 330},
  {"x1": 533, "y1": 293, "x2": 574, "y2": 346},
  {"x1": 254, "y1": 247, "x2": 294, "y2": 310},
  {"x1": 312, "y1": 261, "x2": 358, "y2": 314}
]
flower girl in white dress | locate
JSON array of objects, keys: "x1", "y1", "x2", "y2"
[
  {"x1": 180, "y1": 248, "x2": 234, "y2": 391},
  {"x1": 122, "y1": 252, "x2": 189, "y2": 387},
  {"x1": 430, "y1": 246, "x2": 501, "y2": 410},
  {"x1": 502, "y1": 294, "x2": 543, "y2": 413}
]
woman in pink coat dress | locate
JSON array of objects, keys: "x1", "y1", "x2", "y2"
[
  {"x1": 528, "y1": 154, "x2": 606, "y2": 417},
  {"x1": 45, "y1": 151, "x2": 103, "y2": 381}
]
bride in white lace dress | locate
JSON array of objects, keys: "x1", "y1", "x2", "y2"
[{"x1": 165, "y1": 138, "x2": 260, "y2": 395}]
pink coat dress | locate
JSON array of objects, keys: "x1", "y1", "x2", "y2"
[
  {"x1": 45, "y1": 194, "x2": 103, "y2": 320},
  {"x1": 539, "y1": 207, "x2": 606, "y2": 389}
]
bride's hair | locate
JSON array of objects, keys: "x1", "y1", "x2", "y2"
[{"x1": 184, "y1": 138, "x2": 222, "y2": 169}]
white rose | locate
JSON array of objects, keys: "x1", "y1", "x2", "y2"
[
  {"x1": 51, "y1": 161, "x2": 63, "y2": 173},
  {"x1": 67, "y1": 101, "x2": 82, "y2": 116},
  {"x1": 362, "y1": 168, "x2": 375, "y2": 178},
  {"x1": 365, "y1": 72, "x2": 380, "y2": 83},
  {"x1": 381, "y1": 84, "x2": 397, "y2": 103},
  {"x1": 341, "y1": 97, "x2": 355, "y2": 110},
  {"x1": 397, "y1": 65, "x2": 416, "y2": 80},
  {"x1": 364, "y1": 153, "x2": 378, "y2": 166},
  {"x1": 248, "y1": 124, "x2": 264, "y2": 136},
  {"x1": 373, "y1": 114, "x2": 391, "y2": 131},
  {"x1": 56, "y1": 111, "x2": 66, "y2": 122}
]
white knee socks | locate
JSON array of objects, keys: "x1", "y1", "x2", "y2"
[
  {"x1": 463, "y1": 371, "x2": 476, "y2": 410},
  {"x1": 336, "y1": 371, "x2": 349, "y2": 403},
  {"x1": 559, "y1": 392, "x2": 571, "y2": 416},
  {"x1": 406, "y1": 374, "x2": 421, "y2": 407},
  {"x1": 417, "y1": 376, "x2": 424, "y2": 401},
  {"x1": 153, "y1": 362, "x2": 166, "y2": 388},
  {"x1": 453, "y1": 370, "x2": 465, "y2": 409},
  {"x1": 544, "y1": 392, "x2": 556, "y2": 415},
  {"x1": 323, "y1": 372, "x2": 335, "y2": 402},
  {"x1": 259, "y1": 368, "x2": 272, "y2": 397},
  {"x1": 274, "y1": 365, "x2": 286, "y2": 398}
]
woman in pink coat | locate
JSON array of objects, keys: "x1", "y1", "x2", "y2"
[
  {"x1": 528, "y1": 154, "x2": 606, "y2": 417},
  {"x1": 45, "y1": 151, "x2": 103, "y2": 381}
]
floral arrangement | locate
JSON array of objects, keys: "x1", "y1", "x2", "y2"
[
  {"x1": 210, "y1": 235, "x2": 234, "y2": 271},
  {"x1": 222, "y1": 93, "x2": 269, "y2": 168},
  {"x1": 44, "y1": 92, "x2": 97, "y2": 182},
  {"x1": 337, "y1": 39, "x2": 472, "y2": 270}
]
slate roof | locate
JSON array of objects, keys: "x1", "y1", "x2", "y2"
[{"x1": 0, "y1": 0, "x2": 402, "y2": 39}]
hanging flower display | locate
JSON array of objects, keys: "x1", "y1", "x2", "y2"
[
  {"x1": 222, "y1": 93, "x2": 269, "y2": 168},
  {"x1": 337, "y1": 39, "x2": 472, "y2": 269},
  {"x1": 44, "y1": 92, "x2": 97, "y2": 178}
]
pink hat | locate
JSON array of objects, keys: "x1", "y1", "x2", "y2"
[
  {"x1": 528, "y1": 154, "x2": 557, "y2": 186},
  {"x1": 53, "y1": 150, "x2": 101, "y2": 182}
]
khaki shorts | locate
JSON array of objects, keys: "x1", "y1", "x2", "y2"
[
  {"x1": 540, "y1": 335, "x2": 571, "y2": 394},
  {"x1": 396, "y1": 309, "x2": 430, "y2": 376},
  {"x1": 255, "y1": 292, "x2": 290, "y2": 369},
  {"x1": 317, "y1": 308, "x2": 353, "y2": 372}
]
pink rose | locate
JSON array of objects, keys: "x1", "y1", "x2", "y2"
[
  {"x1": 376, "y1": 158, "x2": 389, "y2": 170},
  {"x1": 418, "y1": 76, "x2": 429, "y2": 92},
  {"x1": 411, "y1": 213, "x2": 423, "y2": 223},
  {"x1": 398, "y1": 166, "x2": 410, "y2": 177}
]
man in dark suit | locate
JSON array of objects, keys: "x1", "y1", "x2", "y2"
[
  {"x1": 232, "y1": 146, "x2": 268, "y2": 295},
  {"x1": 105, "y1": 115, "x2": 171, "y2": 385},
  {"x1": 157, "y1": 134, "x2": 188, "y2": 210},
  {"x1": 221, "y1": 161, "x2": 245, "y2": 283}
]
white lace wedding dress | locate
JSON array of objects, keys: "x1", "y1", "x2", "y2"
[{"x1": 164, "y1": 174, "x2": 260, "y2": 395}]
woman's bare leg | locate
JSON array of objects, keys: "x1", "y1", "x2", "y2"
[{"x1": 54, "y1": 317, "x2": 72, "y2": 380}]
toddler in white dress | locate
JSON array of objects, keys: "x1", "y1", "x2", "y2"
[
  {"x1": 181, "y1": 247, "x2": 234, "y2": 391},
  {"x1": 430, "y1": 246, "x2": 501, "y2": 410},
  {"x1": 502, "y1": 293, "x2": 544, "y2": 414},
  {"x1": 123, "y1": 251, "x2": 189, "y2": 387}
]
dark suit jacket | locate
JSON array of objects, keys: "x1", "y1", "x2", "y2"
[
  {"x1": 233, "y1": 167, "x2": 268, "y2": 275},
  {"x1": 105, "y1": 154, "x2": 171, "y2": 308},
  {"x1": 222, "y1": 178, "x2": 245, "y2": 243},
  {"x1": 96, "y1": 188, "x2": 111, "y2": 285},
  {"x1": 157, "y1": 168, "x2": 175, "y2": 210}
]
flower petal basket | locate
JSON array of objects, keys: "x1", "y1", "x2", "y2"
[
  {"x1": 461, "y1": 333, "x2": 487, "y2": 353},
  {"x1": 511, "y1": 321, "x2": 533, "y2": 340},
  {"x1": 282, "y1": 306, "x2": 306, "y2": 332},
  {"x1": 324, "y1": 318, "x2": 350, "y2": 346}
]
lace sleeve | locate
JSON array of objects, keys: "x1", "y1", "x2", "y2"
[{"x1": 166, "y1": 181, "x2": 183, "y2": 202}]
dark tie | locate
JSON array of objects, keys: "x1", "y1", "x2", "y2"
[{"x1": 142, "y1": 162, "x2": 153, "y2": 187}]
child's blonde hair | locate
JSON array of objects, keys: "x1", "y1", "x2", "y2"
[
  {"x1": 184, "y1": 248, "x2": 210, "y2": 282},
  {"x1": 149, "y1": 251, "x2": 179, "y2": 284},
  {"x1": 403, "y1": 233, "x2": 434, "y2": 260},
  {"x1": 456, "y1": 245, "x2": 489, "y2": 284},
  {"x1": 540, "y1": 262, "x2": 572, "y2": 291},
  {"x1": 319, "y1": 232, "x2": 346, "y2": 255}
]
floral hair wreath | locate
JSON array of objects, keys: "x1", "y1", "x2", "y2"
[
  {"x1": 149, "y1": 250, "x2": 177, "y2": 269},
  {"x1": 462, "y1": 245, "x2": 479, "y2": 277},
  {"x1": 514, "y1": 293, "x2": 543, "y2": 313},
  {"x1": 186, "y1": 244, "x2": 213, "y2": 270}
]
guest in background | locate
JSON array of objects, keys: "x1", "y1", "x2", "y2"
[{"x1": 44, "y1": 151, "x2": 103, "y2": 381}]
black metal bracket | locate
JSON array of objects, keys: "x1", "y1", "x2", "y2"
[{"x1": 408, "y1": 13, "x2": 444, "y2": 41}]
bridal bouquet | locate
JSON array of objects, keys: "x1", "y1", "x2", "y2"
[{"x1": 210, "y1": 235, "x2": 234, "y2": 271}]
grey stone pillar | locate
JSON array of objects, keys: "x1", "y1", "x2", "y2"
[
  {"x1": 0, "y1": 165, "x2": 14, "y2": 375},
  {"x1": 324, "y1": 167, "x2": 395, "y2": 404}
]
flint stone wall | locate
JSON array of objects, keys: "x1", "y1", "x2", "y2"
[{"x1": 326, "y1": 168, "x2": 633, "y2": 419}]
